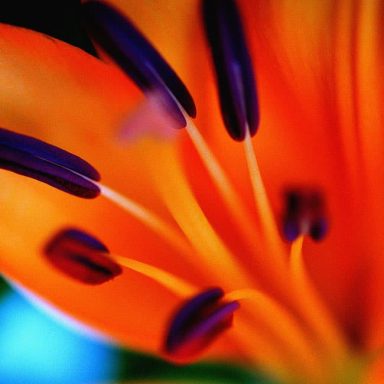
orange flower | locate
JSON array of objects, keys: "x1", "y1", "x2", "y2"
[{"x1": 0, "y1": 1, "x2": 383, "y2": 383}]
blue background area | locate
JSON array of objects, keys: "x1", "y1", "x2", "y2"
[
  {"x1": 0, "y1": 290, "x2": 118, "y2": 384},
  {"x1": 0, "y1": 280, "x2": 272, "y2": 384}
]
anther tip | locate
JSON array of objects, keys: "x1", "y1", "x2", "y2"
[
  {"x1": 82, "y1": 0, "x2": 195, "y2": 127},
  {"x1": 202, "y1": 0, "x2": 259, "y2": 141},
  {"x1": 0, "y1": 128, "x2": 101, "y2": 198},
  {"x1": 282, "y1": 187, "x2": 328, "y2": 242},
  {"x1": 44, "y1": 228, "x2": 122, "y2": 285},
  {"x1": 163, "y1": 287, "x2": 239, "y2": 363},
  {"x1": 309, "y1": 218, "x2": 328, "y2": 241},
  {"x1": 283, "y1": 219, "x2": 301, "y2": 242}
]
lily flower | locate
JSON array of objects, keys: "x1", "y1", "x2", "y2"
[{"x1": 0, "y1": 0, "x2": 383, "y2": 383}]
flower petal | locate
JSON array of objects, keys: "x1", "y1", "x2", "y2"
[{"x1": 0, "y1": 25, "x2": 210, "y2": 354}]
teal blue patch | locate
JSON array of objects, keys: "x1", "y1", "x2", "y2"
[
  {"x1": 0, "y1": 290, "x2": 119, "y2": 384},
  {"x1": 0, "y1": 275, "x2": 278, "y2": 384}
]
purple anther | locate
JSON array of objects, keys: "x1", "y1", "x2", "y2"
[
  {"x1": 282, "y1": 219, "x2": 301, "y2": 242},
  {"x1": 282, "y1": 188, "x2": 328, "y2": 242},
  {"x1": 309, "y1": 217, "x2": 328, "y2": 241},
  {"x1": 44, "y1": 228, "x2": 122, "y2": 285},
  {"x1": 202, "y1": 0, "x2": 259, "y2": 141},
  {"x1": 285, "y1": 190, "x2": 304, "y2": 216},
  {"x1": 82, "y1": 1, "x2": 196, "y2": 128},
  {"x1": 0, "y1": 128, "x2": 100, "y2": 198},
  {"x1": 164, "y1": 287, "x2": 239, "y2": 362}
]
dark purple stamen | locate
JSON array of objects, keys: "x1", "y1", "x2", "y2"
[
  {"x1": 282, "y1": 219, "x2": 301, "y2": 242},
  {"x1": 282, "y1": 188, "x2": 328, "y2": 242},
  {"x1": 202, "y1": 0, "x2": 259, "y2": 141},
  {"x1": 0, "y1": 128, "x2": 100, "y2": 198},
  {"x1": 82, "y1": 1, "x2": 196, "y2": 128},
  {"x1": 309, "y1": 218, "x2": 328, "y2": 241},
  {"x1": 44, "y1": 228, "x2": 122, "y2": 285},
  {"x1": 164, "y1": 287, "x2": 239, "y2": 362}
]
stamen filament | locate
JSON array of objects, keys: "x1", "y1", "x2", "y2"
[
  {"x1": 109, "y1": 253, "x2": 196, "y2": 298},
  {"x1": 184, "y1": 118, "x2": 265, "y2": 254},
  {"x1": 148, "y1": 76, "x2": 260, "y2": 252},
  {"x1": 243, "y1": 127, "x2": 286, "y2": 267},
  {"x1": 184, "y1": 117, "x2": 293, "y2": 294},
  {"x1": 152, "y1": 144, "x2": 254, "y2": 289},
  {"x1": 98, "y1": 183, "x2": 193, "y2": 257},
  {"x1": 290, "y1": 236, "x2": 348, "y2": 358},
  {"x1": 226, "y1": 288, "x2": 323, "y2": 377}
]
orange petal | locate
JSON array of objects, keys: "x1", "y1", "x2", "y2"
[
  {"x1": 1, "y1": 0, "x2": 383, "y2": 375},
  {"x1": 0, "y1": 24, "x2": 185, "y2": 352}
]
